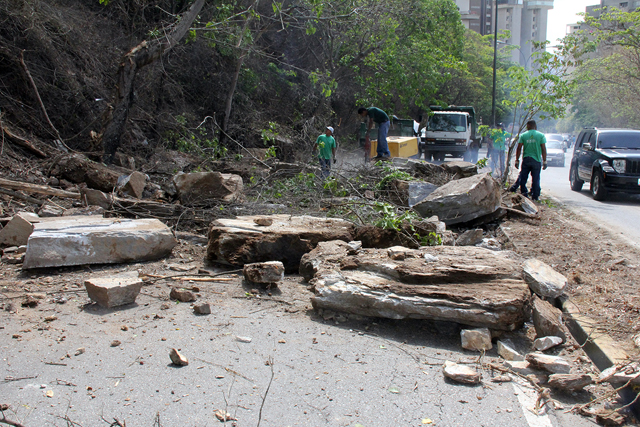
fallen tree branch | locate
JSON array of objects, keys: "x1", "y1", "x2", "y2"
[
  {"x1": 0, "y1": 120, "x2": 48, "y2": 158},
  {"x1": 0, "y1": 187, "x2": 44, "y2": 206},
  {"x1": 0, "y1": 177, "x2": 81, "y2": 200}
]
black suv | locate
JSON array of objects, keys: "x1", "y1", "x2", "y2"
[{"x1": 569, "y1": 128, "x2": 640, "y2": 200}]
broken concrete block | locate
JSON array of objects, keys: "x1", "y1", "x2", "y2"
[
  {"x1": 497, "y1": 340, "x2": 524, "y2": 361},
  {"x1": 461, "y1": 328, "x2": 492, "y2": 351},
  {"x1": 170, "y1": 288, "x2": 196, "y2": 302},
  {"x1": 456, "y1": 229, "x2": 484, "y2": 246},
  {"x1": 548, "y1": 374, "x2": 593, "y2": 391},
  {"x1": 23, "y1": 216, "x2": 177, "y2": 269},
  {"x1": 174, "y1": 172, "x2": 243, "y2": 205},
  {"x1": 532, "y1": 296, "x2": 567, "y2": 342},
  {"x1": 118, "y1": 171, "x2": 147, "y2": 199},
  {"x1": 193, "y1": 303, "x2": 211, "y2": 315},
  {"x1": 525, "y1": 353, "x2": 572, "y2": 374},
  {"x1": 169, "y1": 348, "x2": 188, "y2": 366},
  {"x1": 207, "y1": 215, "x2": 355, "y2": 272},
  {"x1": 38, "y1": 202, "x2": 65, "y2": 217},
  {"x1": 533, "y1": 336, "x2": 563, "y2": 351},
  {"x1": 413, "y1": 173, "x2": 501, "y2": 225},
  {"x1": 443, "y1": 361, "x2": 481, "y2": 385},
  {"x1": 0, "y1": 214, "x2": 34, "y2": 247},
  {"x1": 243, "y1": 261, "x2": 284, "y2": 284},
  {"x1": 523, "y1": 258, "x2": 567, "y2": 299},
  {"x1": 85, "y1": 271, "x2": 143, "y2": 308},
  {"x1": 304, "y1": 243, "x2": 531, "y2": 331}
]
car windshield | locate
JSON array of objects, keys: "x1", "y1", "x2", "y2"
[
  {"x1": 546, "y1": 141, "x2": 564, "y2": 149},
  {"x1": 428, "y1": 114, "x2": 467, "y2": 132},
  {"x1": 598, "y1": 132, "x2": 640, "y2": 149},
  {"x1": 545, "y1": 134, "x2": 564, "y2": 142}
]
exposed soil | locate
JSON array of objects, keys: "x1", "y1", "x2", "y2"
[{"x1": 502, "y1": 200, "x2": 640, "y2": 354}]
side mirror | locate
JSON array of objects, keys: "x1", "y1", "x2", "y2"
[{"x1": 583, "y1": 143, "x2": 592, "y2": 150}]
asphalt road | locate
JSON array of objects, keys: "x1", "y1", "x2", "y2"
[{"x1": 538, "y1": 161, "x2": 640, "y2": 249}]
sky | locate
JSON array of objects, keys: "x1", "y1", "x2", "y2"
[{"x1": 546, "y1": 0, "x2": 598, "y2": 44}]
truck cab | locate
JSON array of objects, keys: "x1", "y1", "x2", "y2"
[{"x1": 420, "y1": 106, "x2": 478, "y2": 162}]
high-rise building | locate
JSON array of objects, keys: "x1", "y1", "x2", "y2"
[{"x1": 454, "y1": 0, "x2": 554, "y2": 69}]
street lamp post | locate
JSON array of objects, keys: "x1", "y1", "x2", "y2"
[{"x1": 491, "y1": 0, "x2": 498, "y2": 127}]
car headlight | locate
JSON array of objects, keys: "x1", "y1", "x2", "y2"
[{"x1": 612, "y1": 159, "x2": 626, "y2": 173}]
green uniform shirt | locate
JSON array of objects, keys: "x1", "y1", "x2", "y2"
[
  {"x1": 315, "y1": 134, "x2": 336, "y2": 159},
  {"x1": 367, "y1": 107, "x2": 389, "y2": 124},
  {"x1": 518, "y1": 130, "x2": 546, "y2": 163},
  {"x1": 493, "y1": 130, "x2": 511, "y2": 151}
]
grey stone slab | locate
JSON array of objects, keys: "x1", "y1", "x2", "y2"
[{"x1": 85, "y1": 271, "x2": 143, "y2": 308}]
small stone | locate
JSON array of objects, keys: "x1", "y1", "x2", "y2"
[
  {"x1": 387, "y1": 246, "x2": 409, "y2": 260},
  {"x1": 497, "y1": 340, "x2": 524, "y2": 361},
  {"x1": 85, "y1": 272, "x2": 144, "y2": 308},
  {"x1": 169, "y1": 287, "x2": 196, "y2": 302},
  {"x1": 236, "y1": 336, "x2": 252, "y2": 343},
  {"x1": 243, "y1": 261, "x2": 284, "y2": 284},
  {"x1": 460, "y1": 328, "x2": 492, "y2": 351},
  {"x1": 443, "y1": 361, "x2": 481, "y2": 385},
  {"x1": 525, "y1": 353, "x2": 572, "y2": 374},
  {"x1": 193, "y1": 303, "x2": 211, "y2": 315},
  {"x1": 21, "y1": 296, "x2": 39, "y2": 308},
  {"x1": 75, "y1": 347, "x2": 85, "y2": 356},
  {"x1": 347, "y1": 241, "x2": 362, "y2": 252},
  {"x1": 547, "y1": 373, "x2": 593, "y2": 391},
  {"x1": 121, "y1": 325, "x2": 129, "y2": 331},
  {"x1": 253, "y1": 218, "x2": 273, "y2": 226},
  {"x1": 533, "y1": 336, "x2": 563, "y2": 351},
  {"x1": 169, "y1": 348, "x2": 188, "y2": 366},
  {"x1": 111, "y1": 340, "x2": 121, "y2": 347},
  {"x1": 595, "y1": 410, "x2": 626, "y2": 426},
  {"x1": 160, "y1": 302, "x2": 171, "y2": 310},
  {"x1": 505, "y1": 361, "x2": 535, "y2": 376},
  {"x1": 44, "y1": 316, "x2": 57, "y2": 322},
  {"x1": 455, "y1": 229, "x2": 484, "y2": 246},
  {"x1": 491, "y1": 375, "x2": 512, "y2": 383}
]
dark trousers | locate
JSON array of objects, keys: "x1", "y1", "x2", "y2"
[
  {"x1": 519, "y1": 156, "x2": 542, "y2": 200},
  {"x1": 319, "y1": 157, "x2": 331, "y2": 179}
]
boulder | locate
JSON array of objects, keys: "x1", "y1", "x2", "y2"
[
  {"x1": 461, "y1": 328, "x2": 492, "y2": 351},
  {"x1": 80, "y1": 188, "x2": 113, "y2": 209},
  {"x1": 173, "y1": 172, "x2": 243, "y2": 205},
  {"x1": 497, "y1": 340, "x2": 524, "y2": 361},
  {"x1": 533, "y1": 336, "x2": 564, "y2": 351},
  {"x1": 52, "y1": 153, "x2": 124, "y2": 192},
  {"x1": 170, "y1": 288, "x2": 196, "y2": 302},
  {"x1": 532, "y1": 296, "x2": 567, "y2": 342},
  {"x1": 23, "y1": 216, "x2": 177, "y2": 269},
  {"x1": 598, "y1": 363, "x2": 640, "y2": 386},
  {"x1": 547, "y1": 374, "x2": 593, "y2": 391},
  {"x1": 388, "y1": 179, "x2": 439, "y2": 207},
  {"x1": 207, "y1": 215, "x2": 355, "y2": 272},
  {"x1": 0, "y1": 214, "x2": 34, "y2": 247},
  {"x1": 243, "y1": 261, "x2": 285, "y2": 284},
  {"x1": 118, "y1": 171, "x2": 147, "y2": 199},
  {"x1": 84, "y1": 271, "x2": 143, "y2": 308},
  {"x1": 455, "y1": 229, "x2": 484, "y2": 246},
  {"x1": 413, "y1": 173, "x2": 501, "y2": 225},
  {"x1": 38, "y1": 202, "x2": 65, "y2": 217},
  {"x1": 443, "y1": 361, "x2": 481, "y2": 385},
  {"x1": 193, "y1": 303, "x2": 211, "y2": 315},
  {"x1": 525, "y1": 353, "x2": 572, "y2": 374},
  {"x1": 303, "y1": 243, "x2": 531, "y2": 330},
  {"x1": 523, "y1": 258, "x2": 567, "y2": 298},
  {"x1": 441, "y1": 161, "x2": 478, "y2": 179}
]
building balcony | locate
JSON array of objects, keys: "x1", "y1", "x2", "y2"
[{"x1": 525, "y1": 0, "x2": 553, "y2": 9}]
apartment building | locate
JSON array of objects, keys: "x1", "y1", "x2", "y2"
[{"x1": 454, "y1": 0, "x2": 554, "y2": 68}]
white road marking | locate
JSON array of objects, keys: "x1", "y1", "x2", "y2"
[{"x1": 512, "y1": 381, "x2": 554, "y2": 427}]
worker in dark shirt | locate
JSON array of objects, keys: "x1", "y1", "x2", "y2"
[{"x1": 358, "y1": 107, "x2": 390, "y2": 160}]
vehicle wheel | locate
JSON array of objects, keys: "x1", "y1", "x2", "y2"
[
  {"x1": 435, "y1": 152, "x2": 445, "y2": 161},
  {"x1": 570, "y1": 164, "x2": 583, "y2": 191},
  {"x1": 591, "y1": 169, "x2": 608, "y2": 201},
  {"x1": 424, "y1": 151, "x2": 433, "y2": 162}
]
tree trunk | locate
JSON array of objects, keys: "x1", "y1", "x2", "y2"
[{"x1": 100, "y1": 0, "x2": 204, "y2": 163}]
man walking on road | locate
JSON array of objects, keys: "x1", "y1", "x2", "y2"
[
  {"x1": 492, "y1": 123, "x2": 510, "y2": 177},
  {"x1": 314, "y1": 126, "x2": 336, "y2": 180},
  {"x1": 514, "y1": 120, "x2": 547, "y2": 201},
  {"x1": 358, "y1": 107, "x2": 390, "y2": 160}
]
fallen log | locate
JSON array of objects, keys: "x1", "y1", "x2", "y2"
[
  {"x1": 0, "y1": 187, "x2": 44, "y2": 206},
  {"x1": 0, "y1": 177, "x2": 81, "y2": 200},
  {"x1": 0, "y1": 121, "x2": 49, "y2": 158}
]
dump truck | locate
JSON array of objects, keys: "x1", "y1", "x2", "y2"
[
  {"x1": 358, "y1": 116, "x2": 420, "y2": 159},
  {"x1": 420, "y1": 106, "x2": 480, "y2": 161}
]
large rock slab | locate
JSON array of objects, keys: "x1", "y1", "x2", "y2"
[
  {"x1": 23, "y1": 216, "x2": 177, "y2": 269},
  {"x1": 413, "y1": 173, "x2": 501, "y2": 225},
  {"x1": 525, "y1": 353, "x2": 572, "y2": 374},
  {"x1": 523, "y1": 258, "x2": 567, "y2": 298},
  {"x1": 441, "y1": 161, "x2": 478, "y2": 179},
  {"x1": 389, "y1": 179, "x2": 439, "y2": 207},
  {"x1": 302, "y1": 242, "x2": 531, "y2": 330},
  {"x1": 85, "y1": 271, "x2": 143, "y2": 308},
  {"x1": 173, "y1": 172, "x2": 243, "y2": 205},
  {"x1": 207, "y1": 215, "x2": 355, "y2": 272},
  {"x1": 532, "y1": 296, "x2": 567, "y2": 342}
]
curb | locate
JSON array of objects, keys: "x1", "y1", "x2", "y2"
[{"x1": 561, "y1": 298, "x2": 640, "y2": 419}]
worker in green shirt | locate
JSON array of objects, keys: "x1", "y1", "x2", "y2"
[
  {"x1": 314, "y1": 126, "x2": 336, "y2": 180},
  {"x1": 492, "y1": 123, "x2": 510, "y2": 177},
  {"x1": 358, "y1": 107, "x2": 390, "y2": 160},
  {"x1": 514, "y1": 120, "x2": 547, "y2": 201}
]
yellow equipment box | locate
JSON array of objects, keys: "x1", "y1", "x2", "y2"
[{"x1": 369, "y1": 136, "x2": 419, "y2": 158}]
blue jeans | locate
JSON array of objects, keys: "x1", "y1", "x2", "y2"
[
  {"x1": 492, "y1": 149, "x2": 505, "y2": 177},
  {"x1": 318, "y1": 157, "x2": 332, "y2": 179},
  {"x1": 519, "y1": 156, "x2": 542, "y2": 200},
  {"x1": 376, "y1": 121, "x2": 390, "y2": 157}
]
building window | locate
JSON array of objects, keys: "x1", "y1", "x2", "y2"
[
  {"x1": 620, "y1": 2, "x2": 628, "y2": 7},
  {"x1": 533, "y1": 17, "x2": 536, "y2": 22}
]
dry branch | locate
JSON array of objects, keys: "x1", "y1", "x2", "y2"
[
  {"x1": 0, "y1": 177, "x2": 81, "y2": 200},
  {"x1": 0, "y1": 121, "x2": 48, "y2": 158}
]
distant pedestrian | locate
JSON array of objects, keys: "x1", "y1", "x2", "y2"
[
  {"x1": 314, "y1": 126, "x2": 336, "y2": 180},
  {"x1": 514, "y1": 120, "x2": 547, "y2": 201},
  {"x1": 358, "y1": 107, "x2": 390, "y2": 160},
  {"x1": 492, "y1": 123, "x2": 510, "y2": 177}
]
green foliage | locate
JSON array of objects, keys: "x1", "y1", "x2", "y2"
[
  {"x1": 372, "y1": 202, "x2": 441, "y2": 246},
  {"x1": 261, "y1": 122, "x2": 278, "y2": 146},
  {"x1": 376, "y1": 164, "x2": 413, "y2": 190},
  {"x1": 265, "y1": 145, "x2": 277, "y2": 159},
  {"x1": 262, "y1": 173, "x2": 317, "y2": 199},
  {"x1": 164, "y1": 114, "x2": 227, "y2": 159},
  {"x1": 476, "y1": 157, "x2": 488, "y2": 168},
  {"x1": 323, "y1": 177, "x2": 348, "y2": 197}
]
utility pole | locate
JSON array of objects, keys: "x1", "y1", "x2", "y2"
[{"x1": 491, "y1": 0, "x2": 498, "y2": 127}]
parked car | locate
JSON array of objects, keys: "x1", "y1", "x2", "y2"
[
  {"x1": 545, "y1": 139, "x2": 567, "y2": 167},
  {"x1": 569, "y1": 128, "x2": 640, "y2": 200}
]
